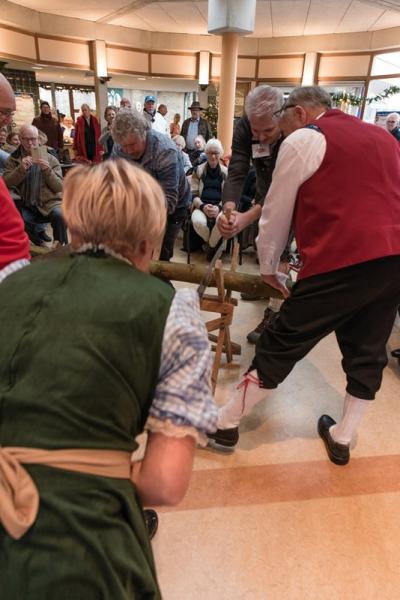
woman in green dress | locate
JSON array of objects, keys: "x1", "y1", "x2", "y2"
[{"x1": 0, "y1": 158, "x2": 218, "y2": 599}]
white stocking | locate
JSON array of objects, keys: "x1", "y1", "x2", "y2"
[
  {"x1": 218, "y1": 370, "x2": 271, "y2": 429},
  {"x1": 330, "y1": 393, "x2": 370, "y2": 445}
]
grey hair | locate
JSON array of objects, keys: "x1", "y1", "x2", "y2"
[
  {"x1": 245, "y1": 85, "x2": 284, "y2": 119},
  {"x1": 205, "y1": 138, "x2": 224, "y2": 156},
  {"x1": 286, "y1": 86, "x2": 332, "y2": 110},
  {"x1": 19, "y1": 124, "x2": 38, "y2": 138},
  {"x1": 172, "y1": 134, "x2": 185, "y2": 149},
  {"x1": 387, "y1": 112, "x2": 399, "y2": 123},
  {"x1": 111, "y1": 109, "x2": 150, "y2": 143},
  {"x1": 194, "y1": 134, "x2": 206, "y2": 148}
]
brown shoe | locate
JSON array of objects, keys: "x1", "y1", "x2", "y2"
[{"x1": 246, "y1": 308, "x2": 279, "y2": 344}]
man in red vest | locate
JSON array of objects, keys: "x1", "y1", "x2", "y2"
[
  {"x1": 0, "y1": 74, "x2": 30, "y2": 283},
  {"x1": 209, "y1": 86, "x2": 400, "y2": 465}
]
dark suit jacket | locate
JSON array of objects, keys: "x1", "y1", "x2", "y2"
[{"x1": 181, "y1": 117, "x2": 212, "y2": 146}]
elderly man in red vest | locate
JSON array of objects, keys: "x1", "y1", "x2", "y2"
[
  {"x1": 209, "y1": 86, "x2": 400, "y2": 465},
  {"x1": 0, "y1": 73, "x2": 30, "y2": 282}
]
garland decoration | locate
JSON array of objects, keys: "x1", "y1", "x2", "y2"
[{"x1": 331, "y1": 85, "x2": 400, "y2": 107}]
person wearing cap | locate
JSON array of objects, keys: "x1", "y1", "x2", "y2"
[
  {"x1": 32, "y1": 101, "x2": 63, "y2": 153},
  {"x1": 181, "y1": 101, "x2": 212, "y2": 152},
  {"x1": 143, "y1": 95, "x2": 170, "y2": 136}
]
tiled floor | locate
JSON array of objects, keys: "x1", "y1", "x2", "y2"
[{"x1": 151, "y1": 245, "x2": 400, "y2": 600}]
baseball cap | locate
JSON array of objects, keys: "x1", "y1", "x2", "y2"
[{"x1": 144, "y1": 95, "x2": 157, "y2": 103}]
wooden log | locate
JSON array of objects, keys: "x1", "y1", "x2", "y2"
[{"x1": 150, "y1": 260, "x2": 285, "y2": 299}]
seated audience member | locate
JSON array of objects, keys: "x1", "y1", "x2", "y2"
[
  {"x1": 112, "y1": 109, "x2": 190, "y2": 261},
  {"x1": 170, "y1": 113, "x2": 181, "y2": 136},
  {"x1": 386, "y1": 112, "x2": 400, "y2": 141},
  {"x1": 0, "y1": 177, "x2": 30, "y2": 283},
  {"x1": 73, "y1": 104, "x2": 102, "y2": 164},
  {"x1": 3, "y1": 124, "x2": 68, "y2": 246},
  {"x1": 0, "y1": 125, "x2": 6, "y2": 148},
  {"x1": 32, "y1": 101, "x2": 63, "y2": 154},
  {"x1": 0, "y1": 158, "x2": 218, "y2": 599},
  {"x1": 172, "y1": 135, "x2": 192, "y2": 174},
  {"x1": 191, "y1": 138, "x2": 227, "y2": 260},
  {"x1": 188, "y1": 134, "x2": 207, "y2": 169},
  {"x1": 3, "y1": 130, "x2": 20, "y2": 153},
  {"x1": 99, "y1": 106, "x2": 117, "y2": 159}
]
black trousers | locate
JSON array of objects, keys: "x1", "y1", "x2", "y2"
[
  {"x1": 252, "y1": 255, "x2": 400, "y2": 400},
  {"x1": 160, "y1": 206, "x2": 186, "y2": 261}
]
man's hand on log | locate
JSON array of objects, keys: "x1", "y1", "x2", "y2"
[{"x1": 261, "y1": 272, "x2": 291, "y2": 299}]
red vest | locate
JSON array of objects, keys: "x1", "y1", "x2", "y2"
[
  {"x1": 295, "y1": 109, "x2": 400, "y2": 279},
  {"x1": 0, "y1": 178, "x2": 30, "y2": 270}
]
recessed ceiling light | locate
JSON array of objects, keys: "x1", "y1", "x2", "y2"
[
  {"x1": 138, "y1": 77, "x2": 146, "y2": 80},
  {"x1": 32, "y1": 66, "x2": 43, "y2": 70}
]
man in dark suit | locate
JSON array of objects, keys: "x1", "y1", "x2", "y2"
[{"x1": 181, "y1": 101, "x2": 212, "y2": 152}]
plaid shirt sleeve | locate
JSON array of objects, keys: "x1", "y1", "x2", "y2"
[{"x1": 148, "y1": 288, "x2": 218, "y2": 434}]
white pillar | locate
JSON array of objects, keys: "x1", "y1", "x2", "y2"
[
  {"x1": 302, "y1": 52, "x2": 319, "y2": 86},
  {"x1": 92, "y1": 40, "x2": 109, "y2": 128},
  {"x1": 208, "y1": 0, "x2": 256, "y2": 153},
  {"x1": 217, "y1": 32, "x2": 240, "y2": 153}
]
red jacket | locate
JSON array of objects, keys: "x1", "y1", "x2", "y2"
[
  {"x1": 295, "y1": 109, "x2": 400, "y2": 279},
  {"x1": 0, "y1": 178, "x2": 30, "y2": 270},
  {"x1": 73, "y1": 115, "x2": 102, "y2": 164}
]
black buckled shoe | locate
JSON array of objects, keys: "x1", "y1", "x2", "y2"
[
  {"x1": 207, "y1": 427, "x2": 239, "y2": 450},
  {"x1": 318, "y1": 415, "x2": 350, "y2": 466},
  {"x1": 144, "y1": 509, "x2": 159, "y2": 540}
]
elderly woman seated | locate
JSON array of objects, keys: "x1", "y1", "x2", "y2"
[
  {"x1": 191, "y1": 138, "x2": 228, "y2": 261},
  {"x1": 0, "y1": 158, "x2": 217, "y2": 599},
  {"x1": 3, "y1": 124, "x2": 67, "y2": 246},
  {"x1": 188, "y1": 134, "x2": 207, "y2": 169},
  {"x1": 172, "y1": 134, "x2": 192, "y2": 174}
]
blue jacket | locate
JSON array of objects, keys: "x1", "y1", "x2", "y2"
[{"x1": 113, "y1": 130, "x2": 190, "y2": 214}]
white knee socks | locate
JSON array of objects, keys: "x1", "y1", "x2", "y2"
[
  {"x1": 330, "y1": 393, "x2": 370, "y2": 445},
  {"x1": 218, "y1": 370, "x2": 271, "y2": 429}
]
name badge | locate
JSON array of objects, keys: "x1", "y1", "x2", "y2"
[{"x1": 252, "y1": 143, "x2": 270, "y2": 159}]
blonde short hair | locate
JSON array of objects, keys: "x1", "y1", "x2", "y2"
[{"x1": 63, "y1": 159, "x2": 167, "y2": 257}]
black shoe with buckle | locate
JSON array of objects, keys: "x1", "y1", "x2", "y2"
[
  {"x1": 144, "y1": 509, "x2": 159, "y2": 540},
  {"x1": 318, "y1": 415, "x2": 350, "y2": 466},
  {"x1": 246, "y1": 307, "x2": 279, "y2": 344},
  {"x1": 207, "y1": 426, "x2": 239, "y2": 450}
]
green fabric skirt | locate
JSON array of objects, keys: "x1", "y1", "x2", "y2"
[{"x1": 0, "y1": 465, "x2": 161, "y2": 600}]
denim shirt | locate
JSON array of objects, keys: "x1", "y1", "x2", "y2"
[
  {"x1": 0, "y1": 149, "x2": 9, "y2": 177},
  {"x1": 113, "y1": 130, "x2": 190, "y2": 214}
]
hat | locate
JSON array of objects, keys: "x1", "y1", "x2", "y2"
[
  {"x1": 144, "y1": 95, "x2": 157, "y2": 103},
  {"x1": 188, "y1": 101, "x2": 204, "y2": 111}
]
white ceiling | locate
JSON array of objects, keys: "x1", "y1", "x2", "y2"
[{"x1": 7, "y1": 0, "x2": 400, "y2": 37}]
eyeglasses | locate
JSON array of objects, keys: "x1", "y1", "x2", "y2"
[
  {"x1": 0, "y1": 108, "x2": 15, "y2": 118},
  {"x1": 272, "y1": 104, "x2": 297, "y2": 118},
  {"x1": 21, "y1": 137, "x2": 38, "y2": 142},
  {"x1": 387, "y1": 120, "x2": 397, "y2": 124}
]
